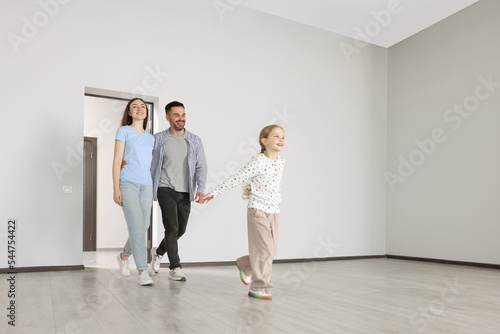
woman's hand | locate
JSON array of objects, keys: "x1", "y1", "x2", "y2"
[
  {"x1": 112, "y1": 140, "x2": 125, "y2": 206},
  {"x1": 113, "y1": 190, "x2": 123, "y2": 206}
]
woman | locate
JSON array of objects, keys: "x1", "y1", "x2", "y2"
[{"x1": 112, "y1": 98, "x2": 155, "y2": 285}]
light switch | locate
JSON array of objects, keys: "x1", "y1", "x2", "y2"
[{"x1": 63, "y1": 185, "x2": 73, "y2": 194}]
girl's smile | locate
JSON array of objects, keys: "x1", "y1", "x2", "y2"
[{"x1": 263, "y1": 128, "x2": 285, "y2": 152}]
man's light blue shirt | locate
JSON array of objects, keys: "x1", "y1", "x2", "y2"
[{"x1": 150, "y1": 128, "x2": 207, "y2": 201}]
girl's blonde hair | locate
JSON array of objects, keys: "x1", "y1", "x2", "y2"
[{"x1": 242, "y1": 125, "x2": 284, "y2": 199}]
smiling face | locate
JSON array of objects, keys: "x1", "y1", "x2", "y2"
[
  {"x1": 166, "y1": 106, "x2": 186, "y2": 132},
  {"x1": 261, "y1": 127, "x2": 285, "y2": 153},
  {"x1": 128, "y1": 99, "x2": 148, "y2": 121},
  {"x1": 121, "y1": 98, "x2": 148, "y2": 129}
]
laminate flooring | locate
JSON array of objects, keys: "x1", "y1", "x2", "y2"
[{"x1": 1, "y1": 252, "x2": 499, "y2": 333}]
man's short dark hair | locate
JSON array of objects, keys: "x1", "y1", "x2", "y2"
[{"x1": 165, "y1": 101, "x2": 184, "y2": 115}]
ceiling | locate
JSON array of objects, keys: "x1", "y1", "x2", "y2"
[{"x1": 242, "y1": 0, "x2": 479, "y2": 48}]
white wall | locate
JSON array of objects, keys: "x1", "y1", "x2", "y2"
[
  {"x1": 0, "y1": 0, "x2": 387, "y2": 268},
  {"x1": 387, "y1": 0, "x2": 500, "y2": 264}
]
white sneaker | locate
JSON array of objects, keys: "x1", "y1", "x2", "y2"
[
  {"x1": 138, "y1": 271, "x2": 154, "y2": 286},
  {"x1": 248, "y1": 290, "x2": 272, "y2": 300},
  {"x1": 116, "y1": 253, "x2": 130, "y2": 276},
  {"x1": 237, "y1": 265, "x2": 251, "y2": 285},
  {"x1": 168, "y1": 267, "x2": 186, "y2": 281},
  {"x1": 150, "y1": 247, "x2": 162, "y2": 273}
]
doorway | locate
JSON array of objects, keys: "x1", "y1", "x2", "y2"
[
  {"x1": 83, "y1": 87, "x2": 159, "y2": 263},
  {"x1": 83, "y1": 136, "x2": 97, "y2": 251}
]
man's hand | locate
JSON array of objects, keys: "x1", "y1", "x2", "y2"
[
  {"x1": 121, "y1": 160, "x2": 127, "y2": 169},
  {"x1": 196, "y1": 193, "x2": 214, "y2": 204},
  {"x1": 195, "y1": 192, "x2": 204, "y2": 203}
]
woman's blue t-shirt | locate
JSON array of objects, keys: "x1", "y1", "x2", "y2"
[{"x1": 115, "y1": 126, "x2": 155, "y2": 185}]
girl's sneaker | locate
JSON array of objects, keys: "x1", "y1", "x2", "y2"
[
  {"x1": 237, "y1": 265, "x2": 251, "y2": 285},
  {"x1": 248, "y1": 290, "x2": 272, "y2": 300},
  {"x1": 116, "y1": 253, "x2": 130, "y2": 276}
]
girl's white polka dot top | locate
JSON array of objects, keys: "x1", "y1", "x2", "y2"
[{"x1": 210, "y1": 153, "x2": 285, "y2": 214}]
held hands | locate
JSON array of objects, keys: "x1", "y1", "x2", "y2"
[{"x1": 195, "y1": 192, "x2": 214, "y2": 204}]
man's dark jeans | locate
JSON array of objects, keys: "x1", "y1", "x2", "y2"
[{"x1": 157, "y1": 187, "x2": 191, "y2": 270}]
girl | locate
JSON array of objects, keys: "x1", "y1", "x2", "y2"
[
  {"x1": 112, "y1": 98, "x2": 155, "y2": 286},
  {"x1": 202, "y1": 125, "x2": 286, "y2": 299}
]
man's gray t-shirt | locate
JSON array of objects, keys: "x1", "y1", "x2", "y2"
[{"x1": 158, "y1": 133, "x2": 189, "y2": 193}]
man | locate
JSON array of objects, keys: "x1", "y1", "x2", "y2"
[{"x1": 150, "y1": 101, "x2": 207, "y2": 281}]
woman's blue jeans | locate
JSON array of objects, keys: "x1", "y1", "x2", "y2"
[{"x1": 120, "y1": 179, "x2": 152, "y2": 271}]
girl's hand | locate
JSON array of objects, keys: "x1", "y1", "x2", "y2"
[
  {"x1": 113, "y1": 190, "x2": 123, "y2": 206},
  {"x1": 197, "y1": 193, "x2": 214, "y2": 204}
]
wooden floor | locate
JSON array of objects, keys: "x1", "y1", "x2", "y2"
[{"x1": 1, "y1": 253, "x2": 500, "y2": 333}]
